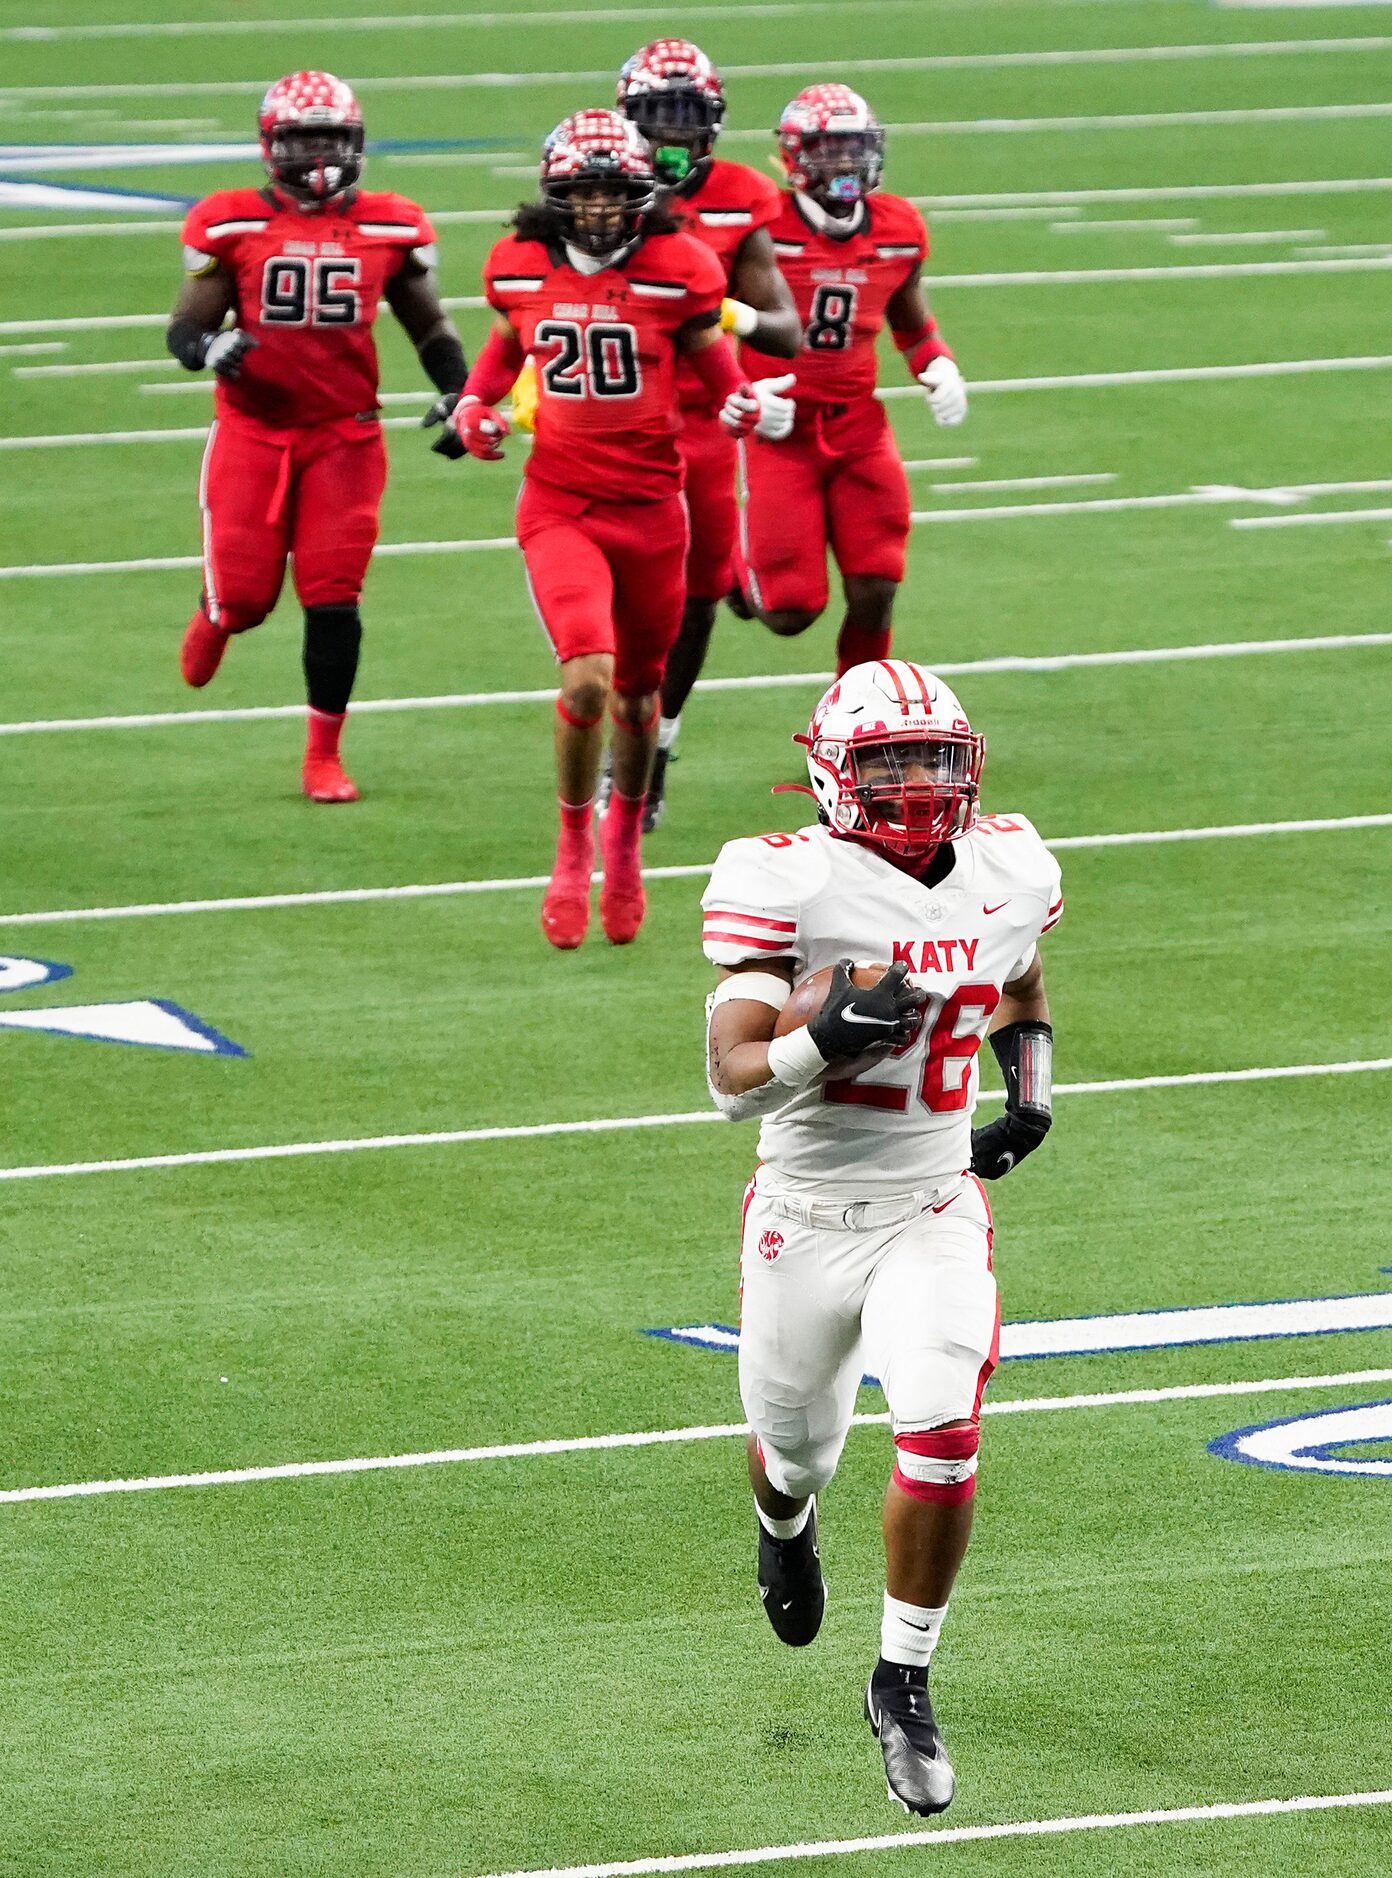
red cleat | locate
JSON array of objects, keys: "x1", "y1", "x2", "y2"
[
  {"x1": 302, "y1": 755, "x2": 359, "y2": 803},
  {"x1": 599, "y1": 790, "x2": 647, "y2": 945},
  {"x1": 543, "y1": 799, "x2": 595, "y2": 949},
  {"x1": 181, "y1": 611, "x2": 230, "y2": 687},
  {"x1": 541, "y1": 877, "x2": 591, "y2": 950}
]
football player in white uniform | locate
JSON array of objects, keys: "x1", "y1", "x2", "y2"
[{"x1": 701, "y1": 658, "x2": 1061, "y2": 1816}]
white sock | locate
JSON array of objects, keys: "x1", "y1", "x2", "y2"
[
  {"x1": 657, "y1": 714, "x2": 681, "y2": 752},
  {"x1": 881, "y1": 1591, "x2": 948, "y2": 1668},
  {"x1": 756, "y1": 1494, "x2": 812, "y2": 1541}
]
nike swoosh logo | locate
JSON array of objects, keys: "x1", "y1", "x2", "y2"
[
  {"x1": 982, "y1": 901, "x2": 1009, "y2": 915},
  {"x1": 842, "y1": 1006, "x2": 896, "y2": 1027},
  {"x1": 902, "y1": 1619, "x2": 934, "y2": 1631},
  {"x1": 930, "y1": 1196, "x2": 959, "y2": 1216},
  {"x1": 999, "y1": 1151, "x2": 1016, "y2": 1172}
]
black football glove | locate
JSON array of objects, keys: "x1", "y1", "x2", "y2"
[
  {"x1": 970, "y1": 1019, "x2": 1053, "y2": 1179},
  {"x1": 422, "y1": 391, "x2": 466, "y2": 459},
  {"x1": 807, "y1": 959, "x2": 926, "y2": 1064},
  {"x1": 202, "y1": 328, "x2": 257, "y2": 380}
]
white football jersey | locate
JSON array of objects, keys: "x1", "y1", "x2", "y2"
[{"x1": 702, "y1": 817, "x2": 1063, "y2": 1193}]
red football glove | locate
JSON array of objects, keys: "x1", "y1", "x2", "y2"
[
  {"x1": 450, "y1": 395, "x2": 510, "y2": 461},
  {"x1": 718, "y1": 382, "x2": 761, "y2": 439}
]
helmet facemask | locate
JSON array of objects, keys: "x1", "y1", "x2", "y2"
[
  {"x1": 265, "y1": 123, "x2": 363, "y2": 204},
  {"x1": 622, "y1": 87, "x2": 723, "y2": 187},
  {"x1": 797, "y1": 127, "x2": 884, "y2": 213},
  {"x1": 801, "y1": 728, "x2": 983, "y2": 858},
  {"x1": 546, "y1": 174, "x2": 654, "y2": 255}
]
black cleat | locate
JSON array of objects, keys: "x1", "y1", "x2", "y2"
[
  {"x1": 725, "y1": 581, "x2": 754, "y2": 622},
  {"x1": 756, "y1": 1500, "x2": 826, "y2": 1647},
  {"x1": 642, "y1": 746, "x2": 671, "y2": 833},
  {"x1": 865, "y1": 1665, "x2": 956, "y2": 1816}
]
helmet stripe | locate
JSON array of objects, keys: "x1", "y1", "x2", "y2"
[{"x1": 879, "y1": 659, "x2": 912, "y2": 715}]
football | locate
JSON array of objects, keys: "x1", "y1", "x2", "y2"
[{"x1": 773, "y1": 961, "x2": 895, "y2": 1037}]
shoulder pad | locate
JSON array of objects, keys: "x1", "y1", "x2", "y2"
[{"x1": 701, "y1": 832, "x2": 822, "y2": 967}]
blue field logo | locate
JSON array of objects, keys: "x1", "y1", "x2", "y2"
[
  {"x1": 1210, "y1": 1401, "x2": 1392, "y2": 1480},
  {"x1": 0, "y1": 954, "x2": 246, "y2": 1057}
]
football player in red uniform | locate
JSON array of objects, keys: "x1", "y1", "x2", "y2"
[
  {"x1": 604, "y1": 38, "x2": 800, "y2": 830},
  {"x1": 168, "y1": 72, "x2": 468, "y2": 802},
  {"x1": 443, "y1": 111, "x2": 775, "y2": 950},
  {"x1": 737, "y1": 86, "x2": 968, "y2": 678}
]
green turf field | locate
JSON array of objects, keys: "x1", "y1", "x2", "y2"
[{"x1": 2, "y1": 1, "x2": 1391, "y2": 1873}]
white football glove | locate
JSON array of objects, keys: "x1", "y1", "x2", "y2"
[
  {"x1": 918, "y1": 354, "x2": 968, "y2": 427},
  {"x1": 202, "y1": 328, "x2": 257, "y2": 380},
  {"x1": 751, "y1": 372, "x2": 797, "y2": 442}
]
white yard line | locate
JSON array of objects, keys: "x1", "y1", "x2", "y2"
[
  {"x1": 1170, "y1": 228, "x2": 1326, "y2": 244},
  {"x1": 729, "y1": 102, "x2": 1392, "y2": 138},
  {"x1": 912, "y1": 478, "x2": 1392, "y2": 522},
  {"x1": 2, "y1": 631, "x2": 1390, "y2": 732},
  {"x1": 929, "y1": 473, "x2": 1115, "y2": 493},
  {"x1": 0, "y1": 340, "x2": 65, "y2": 356},
  {"x1": 1, "y1": 636, "x2": 1386, "y2": 732},
  {"x1": 0, "y1": 814, "x2": 1385, "y2": 931},
  {"x1": 3, "y1": 1369, "x2": 1391, "y2": 1507},
  {"x1": 1232, "y1": 506, "x2": 1392, "y2": 527},
  {"x1": 1053, "y1": 217, "x2": 1199, "y2": 232},
  {"x1": 897, "y1": 457, "x2": 979, "y2": 471},
  {"x1": 0, "y1": 3, "x2": 923, "y2": 43},
  {"x1": 469, "y1": 1792, "x2": 1392, "y2": 1878},
  {"x1": 16, "y1": 356, "x2": 178, "y2": 377},
  {"x1": 923, "y1": 256, "x2": 1392, "y2": 285},
  {"x1": 0, "y1": 1060, "x2": 1389, "y2": 1187},
  {"x1": 1296, "y1": 242, "x2": 1392, "y2": 256},
  {"x1": 915, "y1": 178, "x2": 1392, "y2": 207}
]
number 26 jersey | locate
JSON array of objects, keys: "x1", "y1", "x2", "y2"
[
  {"x1": 181, "y1": 186, "x2": 437, "y2": 428},
  {"x1": 702, "y1": 818, "x2": 1063, "y2": 1194},
  {"x1": 483, "y1": 230, "x2": 725, "y2": 500}
]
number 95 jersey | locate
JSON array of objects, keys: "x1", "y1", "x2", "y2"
[
  {"x1": 181, "y1": 186, "x2": 437, "y2": 427},
  {"x1": 702, "y1": 818, "x2": 1063, "y2": 1193}
]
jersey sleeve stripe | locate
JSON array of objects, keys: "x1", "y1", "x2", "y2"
[
  {"x1": 1048, "y1": 896, "x2": 1064, "y2": 914},
  {"x1": 1040, "y1": 912, "x2": 1063, "y2": 934},
  {"x1": 699, "y1": 210, "x2": 754, "y2": 226},
  {"x1": 491, "y1": 275, "x2": 545, "y2": 292},
  {"x1": 204, "y1": 219, "x2": 270, "y2": 238},
  {"x1": 703, "y1": 910, "x2": 797, "y2": 932},
  {"x1": 629, "y1": 280, "x2": 687, "y2": 298},
  {"x1": 357, "y1": 221, "x2": 424, "y2": 238},
  {"x1": 876, "y1": 243, "x2": 922, "y2": 256},
  {"x1": 702, "y1": 930, "x2": 796, "y2": 952}
]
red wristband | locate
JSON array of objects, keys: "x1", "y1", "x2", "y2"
[
  {"x1": 896, "y1": 322, "x2": 955, "y2": 377},
  {"x1": 684, "y1": 333, "x2": 747, "y2": 406}
]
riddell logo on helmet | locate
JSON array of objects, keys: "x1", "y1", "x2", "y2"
[{"x1": 758, "y1": 1230, "x2": 784, "y2": 1263}]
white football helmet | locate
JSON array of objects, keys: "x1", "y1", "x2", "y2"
[{"x1": 797, "y1": 659, "x2": 984, "y2": 858}]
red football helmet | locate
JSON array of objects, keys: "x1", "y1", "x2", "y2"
[
  {"x1": 540, "y1": 109, "x2": 657, "y2": 255},
  {"x1": 777, "y1": 84, "x2": 884, "y2": 209},
  {"x1": 258, "y1": 71, "x2": 364, "y2": 206},
  {"x1": 796, "y1": 661, "x2": 984, "y2": 858},
  {"x1": 616, "y1": 38, "x2": 726, "y2": 188}
]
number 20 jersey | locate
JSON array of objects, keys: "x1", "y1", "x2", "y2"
[
  {"x1": 742, "y1": 191, "x2": 929, "y2": 409},
  {"x1": 483, "y1": 230, "x2": 725, "y2": 499},
  {"x1": 702, "y1": 818, "x2": 1063, "y2": 1193},
  {"x1": 181, "y1": 187, "x2": 437, "y2": 427}
]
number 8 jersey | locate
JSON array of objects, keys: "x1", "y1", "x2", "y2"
[
  {"x1": 482, "y1": 228, "x2": 725, "y2": 498},
  {"x1": 702, "y1": 817, "x2": 1064, "y2": 1192},
  {"x1": 742, "y1": 190, "x2": 928, "y2": 408},
  {"x1": 181, "y1": 186, "x2": 437, "y2": 427}
]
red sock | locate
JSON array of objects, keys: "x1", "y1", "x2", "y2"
[
  {"x1": 306, "y1": 708, "x2": 345, "y2": 761},
  {"x1": 601, "y1": 788, "x2": 644, "y2": 885},
  {"x1": 555, "y1": 797, "x2": 595, "y2": 881},
  {"x1": 835, "y1": 622, "x2": 892, "y2": 679}
]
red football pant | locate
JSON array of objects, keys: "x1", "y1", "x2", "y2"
[
  {"x1": 196, "y1": 411, "x2": 387, "y2": 633},
  {"x1": 677, "y1": 408, "x2": 739, "y2": 603},
  {"x1": 740, "y1": 398, "x2": 910, "y2": 617},
  {"x1": 517, "y1": 479, "x2": 688, "y2": 698}
]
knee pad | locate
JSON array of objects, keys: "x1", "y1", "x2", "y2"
[
  {"x1": 892, "y1": 1424, "x2": 980, "y2": 1506},
  {"x1": 302, "y1": 605, "x2": 362, "y2": 715},
  {"x1": 759, "y1": 1432, "x2": 844, "y2": 1501}
]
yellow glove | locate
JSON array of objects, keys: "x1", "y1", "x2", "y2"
[
  {"x1": 510, "y1": 358, "x2": 538, "y2": 434},
  {"x1": 720, "y1": 297, "x2": 758, "y2": 339}
]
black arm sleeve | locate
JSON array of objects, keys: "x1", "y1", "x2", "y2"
[
  {"x1": 419, "y1": 332, "x2": 469, "y2": 396},
  {"x1": 987, "y1": 1019, "x2": 1054, "y2": 1117},
  {"x1": 167, "y1": 317, "x2": 211, "y2": 372}
]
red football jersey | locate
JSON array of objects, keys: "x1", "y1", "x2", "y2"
[
  {"x1": 742, "y1": 192, "x2": 928, "y2": 407},
  {"x1": 181, "y1": 187, "x2": 436, "y2": 427},
  {"x1": 484, "y1": 229, "x2": 725, "y2": 499},
  {"x1": 666, "y1": 159, "x2": 783, "y2": 411}
]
